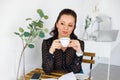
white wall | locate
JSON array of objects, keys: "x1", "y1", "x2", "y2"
[{"x1": 0, "y1": 0, "x2": 120, "y2": 79}]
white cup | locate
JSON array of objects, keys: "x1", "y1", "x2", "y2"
[{"x1": 60, "y1": 37, "x2": 70, "y2": 47}]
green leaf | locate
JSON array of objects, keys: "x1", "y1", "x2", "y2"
[
  {"x1": 26, "y1": 18, "x2": 32, "y2": 21},
  {"x1": 31, "y1": 31, "x2": 38, "y2": 37},
  {"x1": 14, "y1": 32, "x2": 20, "y2": 35},
  {"x1": 37, "y1": 20, "x2": 43, "y2": 28},
  {"x1": 29, "y1": 24, "x2": 33, "y2": 29},
  {"x1": 24, "y1": 32, "x2": 30, "y2": 37},
  {"x1": 20, "y1": 33, "x2": 24, "y2": 37},
  {"x1": 39, "y1": 31, "x2": 45, "y2": 38},
  {"x1": 27, "y1": 26, "x2": 32, "y2": 30},
  {"x1": 28, "y1": 44, "x2": 34, "y2": 48},
  {"x1": 19, "y1": 27, "x2": 24, "y2": 33},
  {"x1": 37, "y1": 9, "x2": 44, "y2": 18},
  {"x1": 32, "y1": 21, "x2": 37, "y2": 27},
  {"x1": 44, "y1": 28, "x2": 48, "y2": 33},
  {"x1": 44, "y1": 15, "x2": 48, "y2": 19}
]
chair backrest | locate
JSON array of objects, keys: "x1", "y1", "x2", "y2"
[
  {"x1": 82, "y1": 52, "x2": 95, "y2": 64},
  {"x1": 82, "y1": 52, "x2": 95, "y2": 79}
]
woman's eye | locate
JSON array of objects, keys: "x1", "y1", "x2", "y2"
[
  {"x1": 69, "y1": 25, "x2": 73, "y2": 27},
  {"x1": 61, "y1": 23, "x2": 64, "y2": 25}
]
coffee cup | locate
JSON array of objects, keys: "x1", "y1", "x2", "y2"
[{"x1": 60, "y1": 37, "x2": 70, "y2": 47}]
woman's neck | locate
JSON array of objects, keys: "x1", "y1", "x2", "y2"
[
  {"x1": 58, "y1": 36, "x2": 70, "y2": 39},
  {"x1": 61, "y1": 47, "x2": 67, "y2": 52}
]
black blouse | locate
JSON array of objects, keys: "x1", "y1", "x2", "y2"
[{"x1": 42, "y1": 37, "x2": 84, "y2": 74}]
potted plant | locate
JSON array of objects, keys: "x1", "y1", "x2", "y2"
[
  {"x1": 82, "y1": 15, "x2": 92, "y2": 40},
  {"x1": 14, "y1": 9, "x2": 48, "y2": 80}
]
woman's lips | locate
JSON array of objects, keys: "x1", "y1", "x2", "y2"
[{"x1": 63, "y1": 31, "x2": 68, "y2": 34}]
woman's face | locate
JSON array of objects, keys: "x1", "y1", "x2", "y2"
[{"x1": 56, "y1": 14, "x2": 75, "y2": 38}]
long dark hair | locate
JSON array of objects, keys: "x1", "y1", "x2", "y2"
[{"x1": 50, "y1": 8, "x2": 78, "y2": 39}]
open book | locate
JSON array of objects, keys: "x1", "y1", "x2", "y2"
[{"x1": 43, "y1": 72, "x2": 76, "y2": 80}]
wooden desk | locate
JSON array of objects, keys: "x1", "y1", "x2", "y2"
[{"x1": 25, "y1": 68, "x2": 66, "y2": 80}]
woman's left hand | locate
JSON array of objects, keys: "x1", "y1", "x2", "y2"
[{"x1": 68, "y1": 40, "x2": 82, "y2": 53}]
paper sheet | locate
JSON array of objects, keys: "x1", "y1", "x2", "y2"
[{"x1": 42, "y1": 72, "x2": 76, "y2": 80}]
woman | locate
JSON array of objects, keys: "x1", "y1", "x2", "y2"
[{"x1": 42, "y1": 8, "x2": 84, "y2": 74}]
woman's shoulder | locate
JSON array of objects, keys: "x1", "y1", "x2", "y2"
[
  {"x1": 77, "y1": 39, "x2": 84, "y2": 44},
  {"x1": 43, "y1": 37, "x2": 53, "y2": 41},
  {"x1": 42, "y1": 37, "x2": 54, "y2": 46},
  {"x1": 43, "y1": 37, "x2": 54, "y2": 43}
]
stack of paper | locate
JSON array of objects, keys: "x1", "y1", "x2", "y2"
[{"x1": 43, "y1": 72, "x2": 76, "y2": 80}]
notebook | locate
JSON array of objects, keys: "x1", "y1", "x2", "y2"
[{"x1": 96, "y1": 30, "x2": 119, "y2": 42}]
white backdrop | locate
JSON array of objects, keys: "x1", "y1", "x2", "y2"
[{"x1": 0, "y1": 0, "x2": 120, "y2": 79}]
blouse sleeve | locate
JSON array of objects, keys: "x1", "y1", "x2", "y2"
[
  {"x1": 65, "y1": 40, "x2": 84, "y2": 73},
  {"x1": 42, "y1": 40, "x2": 54, "y2": 74}
]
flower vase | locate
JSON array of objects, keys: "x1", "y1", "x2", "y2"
[
  {"x1": 82, "y1": 30, "x2": 88, "y2": 40},
  {"x1": 17, "y1": 50, "x2": 26, "y2": 80}
]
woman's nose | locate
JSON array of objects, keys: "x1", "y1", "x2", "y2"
[{"x1": 63, "y1": 26, "x2": 68, "y2": 30}]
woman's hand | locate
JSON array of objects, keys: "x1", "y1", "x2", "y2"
[
  {"x1": 49, "y1": 39, "x2": 62, "y2": 54},
  {"x1": 68, "y1": 40, "x2": 82, "y2": 53}
]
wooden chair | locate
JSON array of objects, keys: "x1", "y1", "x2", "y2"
[
  {"x1": 25, "y1": 52, "x2": 95, "y2": 80},
  {"x1": 82, "y1": 52, "x2": 96, "y2": 79}
]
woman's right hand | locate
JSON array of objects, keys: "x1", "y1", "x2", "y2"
[{"x1": 49, "y1": 39, "x2": 62, "y2": 54}]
